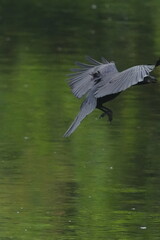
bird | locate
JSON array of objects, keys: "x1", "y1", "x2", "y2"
[{"x1": 64, "y1": 56, "x2": 159, "y2": 137}]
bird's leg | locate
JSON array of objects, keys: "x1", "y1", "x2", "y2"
[{"x1": 99, "y1": 106, "x2": 113, "y2": 122}]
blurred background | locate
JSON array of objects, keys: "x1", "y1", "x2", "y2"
[{"x1": 0, "y1": 0, "x2": 160, "y2": 239}]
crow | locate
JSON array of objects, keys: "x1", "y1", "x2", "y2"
[{"x1": 64, "y1": 56, "x2": 159, "y2": 137}]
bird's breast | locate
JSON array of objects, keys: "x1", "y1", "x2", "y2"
[{"x1": 96, "y1": 93, "x2": 120, "y2": 106}]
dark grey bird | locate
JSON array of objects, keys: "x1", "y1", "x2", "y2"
[{"x1": 64, "y1": 56, "x2": 159, "y2": 137}]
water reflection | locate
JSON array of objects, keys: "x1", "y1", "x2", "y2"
[{"x1": 0, "y1": 0, "x2": 160, "y2": 239}]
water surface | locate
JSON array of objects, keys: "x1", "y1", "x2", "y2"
[{"x1": 0, "y1": 1, "x2": 160, "y2": 239}]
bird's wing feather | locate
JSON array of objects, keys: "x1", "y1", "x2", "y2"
[
  {"x1": 68, "y1": 56, "x2": 118, "y2": 98},
  {"x1": 64, "y1": 94, "x2": 97, "y2": 137},
  {"x1": 95, "y1": 65, "x2": 155, "y2": 97}
]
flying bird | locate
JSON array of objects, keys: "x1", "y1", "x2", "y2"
[{"x1": 64, "y1": 56, "x2": 159, "y2": 137}]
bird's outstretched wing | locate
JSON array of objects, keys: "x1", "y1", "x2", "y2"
[
  {"x1": 95, "y1": 65, "x2": 155, "y2": 98},
  {"x1": 63, "y1": 93, "x2": 97, "y2": 137},
  {"x1": 68, "y1": 56, "x2": 118, "y2": 98}
]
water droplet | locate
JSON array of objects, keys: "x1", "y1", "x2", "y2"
[{"x1": 140, "y1": 226, "x2": 147, "y2": 230}]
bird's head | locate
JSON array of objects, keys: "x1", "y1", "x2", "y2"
[
  {"x1": 153, "y1": 58, "x2": 160, "y2": 78},
  {"x1": 155, "y1": 58, "x2": 160, "y2": 67}
]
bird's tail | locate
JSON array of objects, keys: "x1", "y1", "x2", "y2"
[{"x1": 63, "y1": 95, "x2": 97, "y2": 137}]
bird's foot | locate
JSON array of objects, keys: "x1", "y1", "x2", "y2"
[
  {"x1": 99, "y1": 112, "x2": 107, "y2": 119},
  {"x1": 99, "y1": 112, "x2": 113, "y2": 122},
  {"x1": 108, "y1": 113, "x2": 113, "y2": 122},
  {"x1": 98, "y1": 106, "x2": 113, "y2": 122},
  {"x1": 107, "y1": 112, "x2": 113, "y2": 122}
]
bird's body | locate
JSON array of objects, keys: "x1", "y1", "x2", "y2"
[
  {"x1": 97, "y1": 93, "x2": 120, "y2": 108},
  {"x1": 64, "y1": 56, "x2": 158, "y2": 137}
]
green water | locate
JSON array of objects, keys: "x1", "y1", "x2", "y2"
[{"x1": 0, "y1": 0, "x2": 160, "y2": 239}]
